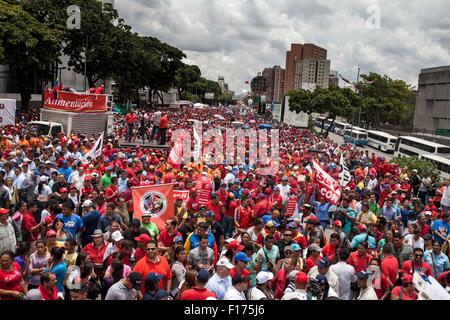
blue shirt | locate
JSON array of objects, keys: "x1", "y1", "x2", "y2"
[
  {"x1": 432, "y1": 219, "x2": 450, "y2": 244},
  {"x1": 58, "y1": 166, "x2": 73, "y2": 181},
  {"x1": 313, "y1": 201, "x2": 332, "y2": 221},
  {"x1": 205, "y1": 273, "x2": 232, "y2": 300},
  {"x1": 424, "y1": 250, "x2": 450, "y2": 278},
  {"x1": 351, "y1": 233, "x2": 377, "y2": 249},
  {"x1": 48, "y1": 261, "x2": 67, "y2": 293},
  {"x1": 56, "y1": 213, "x2": 84, "y2": 239},
  {"x1": 343, "y1": 208, "x2": 356, "y2": 233},
  {"x1": 81, "y1": 210, "x2": 101, "y2": 243},
  {"x1": 380, "y1": 205, "x2": 400, "y2": 222}
]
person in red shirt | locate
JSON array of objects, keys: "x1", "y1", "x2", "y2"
[
  {"x1": 81, "y1": 230, "x2": 107, "y2": 273},
  {"x1": 105, "y1": 177, "x2": 119, "y2": 204},
  {"x1": 305, "y1": 243, "x2": 322, "y2": 273},
  {"x1": 370, "y1": 259, "x2": 391, "y2": 300},
  {"x1": 417, "y1": 214, "x2": 431, "y2": 237},
  {"x1": 243, "y1": 174, "x2": 258, "y2": 191},
  {"x1": 157, "y1": 219, "x2": 182, "y2": 254},
  {"x1": 158, "y1": 113, "x2": 169, "y2": 145},
  {"x1": 22, "y1": 201, "x2": 42, "y2": 245},
  {"x1": 206, "y1": 194, "x2": 223, "y2": 223},
  {"x1": 270, "y1": 187, "x2": 283, "y2": 211},
  {"x1": 223, "y1": 193, "x2": 238, "y2": 239},
  {"x1": 253, "y1": 195, "x2": 273, "y2": 218},
  {"x1": 322, "y1": 233, "x2": 339, "y2": 263},
  {"x1": 230, "y1": 252, "x2": 251, "y2": 279},
  {"x1": 391, "y1": 274, "x2": 418, "y2": 300},
  {"x1": 347, "y1": 242, "x2": 373, "y2": 273},
  {"x1": 401, "y1": 248, "x2": 432, "y2": 277},
  {"x1": 180, "y1": 269, "x2": 216, "y2": 300},
  {"x1": 272, "y1": 257, "x2": 293, "y2": 299},
  {"x1": 125, "y1": 112, "x2": 138, "y2": 142},
  {"x1": 216, "y1": 183, "x2": 229, "y2": 204},
  {"x1": 380, "y1": 243, "x2": 399, "y2": 287},
  {"x1": 186, "y1": 188, "x2": 200, "y2": 213},
  {"x1": 38, "y1": 272, "x2": 59, "y2": 300},
  {"x1": 134, "y1": 234, "x2": 151, "y2": 262},
  {"x1": 235, "y1": 198, "x2": 253, "y2": 233}
]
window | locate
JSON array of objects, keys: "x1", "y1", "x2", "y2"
[
  {"x1": 400, "y1": 148, "x2": 418, "y2": 156},
  {"x1": 437, "y1": 147, "x2": 450, "y2": 153}
]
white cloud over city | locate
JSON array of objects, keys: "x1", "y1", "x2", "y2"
[{"x1": 115, "y1": 0, "x2": 450, "y2": 94}]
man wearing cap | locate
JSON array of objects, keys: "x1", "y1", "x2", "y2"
[
  {"x1": 223, "y1": 166, "x2": 235, "y2": 186},
  {"x1": 180, "y1": 269, "x2": 216, "y2": 300},
  {"x1": 80, "y1": 200, "x2": 100, "y2": 247},
  {"x1": 134, "y1": 233, "x2": 151, "y2": 262},
  {"x1": 272, "y1": 257, "x2": 294, "y2": 299},
  {"x1": 282, "y1": 272, "x2": 310, "y2": 300},
  {"x1": 230, "y1": 252, "x2": 251, "y2": 279},
  {"x1": 390, "y1": 274, "x2": 417, "y2": 300},
  {"x1": 276, "y1": 176, "x2": 291, "y2": 207},
  {"x1": 101, "y1": 167, "x2": 113, "y2": 189},
  {"x1": 58, "y1": 159, "x2": 72, "y2": 182},
  {"x1": 356, "y1": 270, "x2": 378, "y2": 300},
  {"x1": 248, "y1": 271, "x2": 274, "y2": 300},
  {"x1": 305, "y1": 243, "x2": 322, "y2": 273},
  {"x1": 307, "y1": 256, "x2": 340, "y2": 297},
  {"x1": 141, "y1": 212, "x2": 159, "y2": 240},
  {"x1": 0, "y1": 208, "x2": 16, "y2": 253},
  {"x1": 105, "y1": 272, "x2": 142, "y2": 300},
  {"x1": 253, "y1": 193, "x2": 273, "y2": 218},
  {"x1": 206, "y1": 258, "x2": 233, "y2": 300},
  {"x1": 81, "y1": 229, "x2": 107, "y2": 271}
]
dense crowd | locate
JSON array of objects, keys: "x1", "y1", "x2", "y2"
[{"x1": 0, "y1": 103, "x2": 449, "y2": 301}]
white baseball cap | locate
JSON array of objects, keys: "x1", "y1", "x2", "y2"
[
  {"x1": 82, "y1": 199, "x2": 93, "y2": 208},
  {"x1": 216, "y1": 258, "x2": 234, "y2": 269},
  {"x1": 111, "y1": 231, "x2": 124, "y2": 242},
  {"x1": 256, "y1": 271, "x2": 274, "y2": 284}
]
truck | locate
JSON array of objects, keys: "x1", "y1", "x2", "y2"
[{"x1": 29, "y1": 91, "x2": 115, "y2": 137}]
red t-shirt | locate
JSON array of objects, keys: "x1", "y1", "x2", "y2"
[
  {"x1": 157, "y1": 230, "x2": 182, "y2": 247},
  {"x1": 236, "y1": 206, "x2": 253, "y2": 230},
  {"x1": 38, "y1": 285, "x2": 59, "y2": 300},
  {"x1": 22, "y1": 212, "x2": 39, "y2": 242},
  {"x1": 0, "y1": 265, "x2": 24, "y2": 300},
  {"x1": 230, "y1": 267, "x2": 250, "y2": 279},
  {"x1": 224, "y1": 201, "x2": 237, "y2": 218},
  {"x1": 381, "y1": 255, "x2": 399, "y2": 285},
  {"x1": 105, "y1": 185, "x2": 118, "y2": 203},
  {"x1": 81, "y1": 242, "x2": 107, "y2": 265},
  {"x1": 391, "y1": 286, "x2": 418, "y2": 300},
  {"x1": 322, "y1": 244, "x2": 336, "y2": 261},
  {"x1": 347, "y1": 252, "x2": 373, "y2": 273},
  {"x1": 180, "y1": 287, "x2": 216, "y2": 300},
  {"x1": 305, "y1": 256, "x2": 319, "y2": 274},
  {"x1": 373, "y1": 274, "x2": 390, "y2": 300},
  {"x1": 186, "y1": 197, "x2": 199, "y2": 213},
  {"x1": 292, "y1": 232, "x2": 308, "y2": 250},
  {"x1": 401, "y1": 260, "x2": 432, "y2": 277},
  {"x1": 206, "y1": 201, "x2": 222, "y2": 222}
]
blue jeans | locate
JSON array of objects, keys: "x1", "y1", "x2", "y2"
[
  {"x1": 126, "y1": 124, "x2": 134, "y2": 142},
  {"x1": 222, "y1": 216, "x2": 235, "y2": 238},
  {"x1": 151, "y1": 125, "x2": 160, "y2": 141}
]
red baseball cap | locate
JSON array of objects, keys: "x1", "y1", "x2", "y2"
[
  {"x1": 134, "y1": 234, "x2": 151, "y2": 243},
  {"x1": 46, "y1": 230, "x2": 57, "y2": 237},
  {"x1": 402, "y1": 274, "x2": 413, "y2": 284},
  {"x1": 333, "y1": 220, "x2": 342, "y2": 228},
  {"x1": 60, "y1": 188, "x2": 68, "y2": 193},
  {"x1": 228, "y1": 240, "x2": 244, "y2": 252},
  {"x1": 306, "y1": 216, "x2": 319, "y2": 224},
  {"x1": 295, "y1": 272, "x2": 308, "y2": 285},
  {"x1": 0, "y1": 208, "x2": 9, "y2": 215},
  {"x1": 357, "y1": 224, "x2": 367, "y2": 232}
]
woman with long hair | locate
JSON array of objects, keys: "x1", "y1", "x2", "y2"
[
  {"x1": 5, "y1": 177, "x2": 19, "y2": 211},
  {"x1": 53, "y1": 218, "x2": 70, "y2": 247},
  {"x1": 28, "y1": 240, "x2": 50, "y2": 289},
  {"x1": 47, "y1": 247, "x2": 67, "y2": 296},
  {"x1": 171, "y1": 247, "x2": 187, "y2": 298},
  {"x1": 177, "y1": 269, "x2": 197, "y2": 299},
  {"x1": 102, "y1": 259, "x2": 124, "y2": 299},
  {"x1": 0, "y1": 251, "x2": 27, "y2": 300}
]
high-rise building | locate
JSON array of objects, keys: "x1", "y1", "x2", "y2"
[
  {"x1": 329, "y1": 70, "x2": 339, "y2": 88},
  {"x1": 262, "y1": 66, "x2": 285, "y2": 103},
  {"x1": 284, "y1": 43, "x2": 327, "y2": 92},
  {"x1": 414, "y1": 66, "x2": 450, "y2": 132},
  {"x1": 218, "y1": 76, "x2": 226, "y2": 93},
  {"x1": 294, "y1": 59, "x2": 330, "y2": 90}
]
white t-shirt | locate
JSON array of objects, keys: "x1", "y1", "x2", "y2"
[
  {"x1": 248, "y1": 287, "x2": 268, "y2": 300},
  {"x1": 404, "y1": 234, "x2": 424, "y2": 250}
]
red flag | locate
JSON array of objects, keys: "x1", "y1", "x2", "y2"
[
  {"x1": 132, "y1": 184, "x2": 174, "y2": 231},
  {"x1": 311, "y1": 159, "x2": 342, "y2": 205}
]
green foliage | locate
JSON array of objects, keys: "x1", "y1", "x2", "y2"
[
  {"x1": 390, "y1": 156, "x2": 440, "y2": 178},
  {"x1": 175, "y1": 64, "x2": 201, "y2": 99},
  {"x1": 308, "y1": 115, "x2": 317, "y2": 134}
]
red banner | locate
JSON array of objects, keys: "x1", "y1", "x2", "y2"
[
  {"x1": 285, "y1": 195, "x2": 297, "y2": 217},
  {"x1": 173, "y1": 190, "x2": 189, "y2": 206},
  {"x1": 43, "y1": 90, "x2": 107, "y2": 113},
  {"x1": 311, "y1": 159, "x2": 342, "y2": 205},
  {"x1": 132, "y1": 184, "x2": 174, "y2": 231},
  {"x1": 198, "y1": 189, "x2": 211, "y2": 206}
]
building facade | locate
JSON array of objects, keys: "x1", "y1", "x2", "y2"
[
  {"x1": 284, "y1": 43, "x2": 327, "y2": 92},
  {"x1": 414, "y1": 66, "x2": 450, "y2": 132},
  {"x1": 329, "y1": 70, "x2": 339, "y2": 88},
  {"x1": 294, "y1": 58, "x2": 330, "y2": 90},
  {"x1": 262, "y1": 66, "x2": 285, "y2": 103}
]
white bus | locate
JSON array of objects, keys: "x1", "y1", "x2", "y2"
[
  {"x1": 367, "y1": 130, "x2": 398, "y2": 153},
  {"x1": 394, "y1": 136, "x2": 450, "y2": 158},
  {"x1": 421, "y1": 154, "x2": 450, "y2": 179},
  {"x1": 343, "y1": 129, "x2": 368, "y2": 146},
  {"x1": 333, "y1": 121, "x2": 352, "y2": 135}
]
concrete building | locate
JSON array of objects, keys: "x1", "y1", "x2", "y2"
[
  {"x1": 294, "y1": 58, "x2": 330, "y2": 90},
  {"x1": 218, "y1": 76, "x2": 226, "y2": 93},
  {"x1": 284, "y1": 43, "x2": 327, "y2": 92},
  {"x1": 262, "y1": 66, "x2": 285, "y2": 103},
  {"x1": 414, "y1": 66, "x2": 450, "y2": 132},
  {"x1": 329, "y1": 70, "x2": 339, "y2": 88}
]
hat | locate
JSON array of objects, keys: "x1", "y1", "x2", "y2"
[
  {"x1": 256, "y1": 271, "x2": 274, "y2": 284},
  {"x1": 46, "y1": 229, "x2": 57, "y2": 237},
  {"x1": 61, "y1": 160, "x2": 68, "y2": 165},
  {"x1": 199, "y1": 204, "x2": 207, "y2": 210},
  {"x1": 91, "y1": 229, "x2": 103, "y2": 237},
  {"x1": 197, "y1": 269, "x2": 210, "y2": 283},
  {"x1": 303, "y1": 204, "x2": 311, "y2": 209},
  {"x1": 358, "y1": 224, "x2": 367, "y2": 232},
  {"x1": 142, "y1": 212, "x2": 152, "y2": 218},
  {"x1": 135, "y1": 234, "x2": 151, "y2": 243},
  {"x1": 316, "y1": 274, "x2": 328, "y2": 285},
  {"x1": 402, "y1": 274, "x2": 413, "y2": 284},
  {"x1": 356, "y1": 270, "x2": 370, "y2": 280},
  {"x1": 131, "y1": 219, "x2": 141, "y2": 227},
  {"x1": 128, "y1": 272, "x2": 143, "y2": 290},
  {"x1": 91, "y1": 172, "x2": 99, "y2": 177},
  {"x1": 317, "y1": 257, "x2": 330, "y2": 269},
  {"x1": 59, "y1": 188, "x2": 68, "y2": 193},
  {"x1": 228, "y1": 241, "x2": 245, "y2": 252},
  {"x1": 145, "y1": 272, "x2": 163, "y2": 284},
  {"x1": 308, "y1": 243, "x2": 322, "y2": 253},
  {"x1": 225, "y1": 166, "x2": 232, "y2": 170},
  {"x1": 288, "y1": 270, "x2": 299, "y2": 281},
  {"x1": 39, "y1": 175, "x2": 49, "y2": 183},
  {"x1": 111, "y1": 231, "x2": 124, "y2": 242},
  {"x1": 265, "y1": 220, "x2": 280, "y2": 228},
  {"x1": 295, "y1": 272, "x2": 308, "y2": 285},
  {"x1": 234, "y1": 252, "x2": 251, "y2": 263},
  {"x1": 0, "y1": 208, "x2": 9, "y2": 215},
  {"x1": 333, "y1": 220, "x2": 342, "y2": 228},
  {"x1": 287, "y1": 222, "x2": 297, "y2": 229},
  {"x1": 291, "y1": 243, "x2": 301, "y2": 252},
  {"x1": 82, "y1": 199, "x2": 93, "y2": 208},
  {"x1": 284, "y1": 245, "x2": 293, "y2": 253},
  {"x1": 412, "y1": 169, "x2": 418, "y2": 173},
  {"x1": 173, "y1": 235, "x2": 184, "y2": 244},
  {"x1": 306, "y1": 216, "x2": 319, "y2": 224},
  {"x1": 216, "y1": 258, "x2": 234, "y2": 269},
  {"x1": 282, "y1": 176, "x2": 289, "y2": 181},
  {"x1": 205, "y1": 210, "x2": 215, "y2": 218}
]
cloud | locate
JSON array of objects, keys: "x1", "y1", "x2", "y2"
[{"x1": 115, "y1": 0, "x2": 450, "y2": 94}]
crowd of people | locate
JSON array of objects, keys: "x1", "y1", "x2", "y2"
[{"x1": 0, "y1": 103, "x2": 449, "y2": 301}]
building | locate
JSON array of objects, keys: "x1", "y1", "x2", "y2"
[
  {"x1": 294, "y1": 58, "x2": 330, "y2": 90},
  {"x1": 414, "y1": 66, "x2": 450, "y2": 133},
  {"x1": 262, "y1": 66, "x2": 285, "y2": 103},
  {"x1": 329, "y1": 70, "x2": 339, "y2": 88},
  {"x1": 284, "y1": 43, "x2": 327, "y2": 92},
  {"x1": 218, "y1": 76, "x2": 227, "y2": 94}
]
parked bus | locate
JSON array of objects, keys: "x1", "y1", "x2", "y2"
[
  {"x1": 367, "y1": 130, "x2": 398, "y2": 153},
  {"x1": 333, "y1": 121, "x2": 352, "y2": 135},
  {"x1": 343, "y1": 129, "x2": 368, "y2": 146},
  {"x1": 394, "y1": 136, "x2": 450, "y2": 158},
  {"x1": 421, "y1": 154, "x2": 450, "y2": 179},
  {"x1": 315, "y1": 117, "x2": 334, "y2": 131}
]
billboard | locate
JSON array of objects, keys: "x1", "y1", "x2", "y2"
[
  {"x1": 205, "y1": 93, "x2": 214, "y2": 99},
  {"x1": 272, "y1": 103, "x2": 282, "y2": 122},
  {"x1": 43, "y1": 90, "x2": 107, "y2": 113}
]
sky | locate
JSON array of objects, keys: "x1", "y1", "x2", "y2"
[{"x1": 114, "y1": 0, "x2": 450, "y2": 95}]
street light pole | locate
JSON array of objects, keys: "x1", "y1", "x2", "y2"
[
  {"x1": 84, "y1": 35, "x2": 88, "y2": 92},
  {"x1": 356, "y1": 67, "x2": 361, "y2": 127}
]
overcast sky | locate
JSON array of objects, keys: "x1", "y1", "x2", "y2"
[{"x1": 115, "y1": 0, "x2": 450, "y2": 94}]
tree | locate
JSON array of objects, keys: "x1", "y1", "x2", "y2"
[
  {"x1": 175, "y1": 64, "x2": 201, "y2": 99},
  {"x1": 0, "y1": 0, "x2": 66, "y2": 112},
  {"x1": 287, "y1": 89, "x2": 314, "y2": 114},
  {"x1": 390, "y1": 156, "x2": 439, "y2": 178}
]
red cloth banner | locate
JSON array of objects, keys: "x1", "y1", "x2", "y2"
[
  {"x1": 132, "y1": 184, "x2": 174, "y2": 230},
  {"x1": 173, "y1": 190, "x2": 189, "y2": 206},
  {"x1": 198, "y1": 190, "x2": 211, "y2": 206},
  {"x1": 285, "y1": 195, "x2": 297, "y2": 217},
  {"x1": 311, "y1": 159, "x2": 342, "y2": 205},
  {"x1": 43, "y1": 90, "x2": 107, "y2": 113}
]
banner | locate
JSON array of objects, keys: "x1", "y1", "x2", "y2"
[
  {"x1": 311, "y1": 159, "x2": 342, "y2": 205},
  {"x1": 173, "y1": 190, "x2": 189, "y2": 206},
  {"x1": 339, "y1": 154, "x2": 351, "y2": 187},
  {"x1": 285, "y1": 195, "x2": 298, "y2": 217},
  {"x1": 198, "y1": 189, "x2": 211, "y2": 206},
  {"x1": 0, "y1": 99, "x2": 16, "y2": 127},
  {"x1": 132, "y1": 184, "x2": 174, "y2": 231},
  {"x1": 43, "y1": 90, "x2": 107, "y2": 113},
  {"x1": 80, "y1": 132, "x2": 104, "y2": 165}
]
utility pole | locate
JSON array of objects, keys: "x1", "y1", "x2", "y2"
[
  {"x1": 356, "y1": 67, "x2": 361, "y2": 127},
  {"x1": 84, "y1": 35, "x2": 88, "y2": 92}
]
